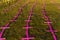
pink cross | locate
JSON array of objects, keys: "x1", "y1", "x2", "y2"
[
  {"x1": 23, "y1": 27, "x2": 32, "y2": 29},
  {"x1": 14, "y1": 16, "x2": 18, "y2": 18},
  {"x1": 44, "y1": 21, "x2": 52, "y2": 24},
  {"x1": 22, "y1": 37, "x2": 34, "y2": 40},
  {"x1": 46, "y1": 30, "x2": 58, "y2": 32},
  {"x1": 25, "y1": 20, "x2": 31, "y2": 22},
  {"x1": 0, "y1": 27, "x2": 10, "y2": 29},
  {"x1": 10, "y1": 20, "x2": 16, "y2": 22}
]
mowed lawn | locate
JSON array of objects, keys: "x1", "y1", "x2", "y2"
[{"x1": 0, "y1": 0, "x2": 60, "y2": 40}]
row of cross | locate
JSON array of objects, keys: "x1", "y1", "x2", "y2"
[
  {"x1": 42, "y1": 1, "x2": 57, "y2": 40},
  {"x1": 0, "y1": 0, "x2": 30, "y2": 40},
  {"x1": 21, "y1": 0, "x2": 37, "y2": 40}
]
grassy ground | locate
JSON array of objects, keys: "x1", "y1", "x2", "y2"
[{"x1": 0, "y1": 0, "x2": 60, "y2": 40}]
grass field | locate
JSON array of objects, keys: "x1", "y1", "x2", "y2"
[{"x1": 0, "y1": 0, "x2": 60, "y2": 40}]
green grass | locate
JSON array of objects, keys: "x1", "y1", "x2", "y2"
[{"x1": 0, "y1": 0, "x2": 60, "y2": 40}]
